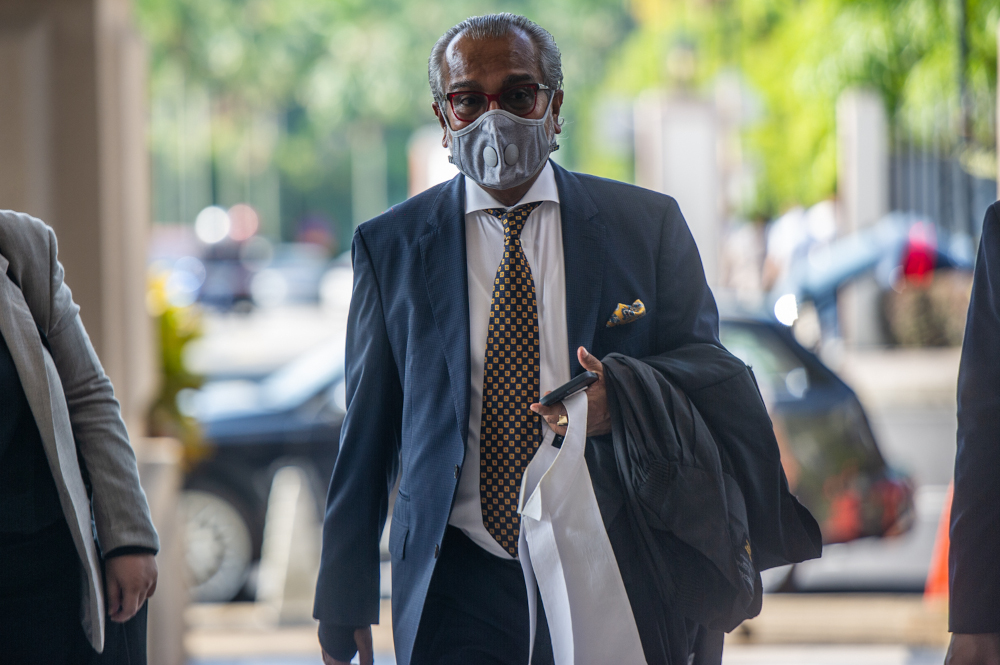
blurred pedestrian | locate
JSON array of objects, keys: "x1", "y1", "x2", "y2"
[
  {"x1": 947, "y1": 201, "x2": 1000, "y2": 665},
  {"x1": 313, "y1": 13, "x2": 817, "y2": 665},
  {"x1": 0, "y1": 211, "x2": 159, "y2": 663}
]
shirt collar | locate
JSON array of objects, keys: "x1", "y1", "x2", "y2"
[{"x1": 464, "y1": 161, "x2": 560, "y2": 214}]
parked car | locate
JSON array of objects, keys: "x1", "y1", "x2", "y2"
[
  {"x1": 181, "y1": 342, "x2": 345, "y2": 601},
  {"x1": 719, "y1": 317, "x2": 914, "y2": 545},
  {"x1": 181, "y1": 317, "x2": 913, "y2": 602}
]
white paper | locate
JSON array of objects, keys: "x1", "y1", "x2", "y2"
[{"x1": 518, "y1": 390, "x2": 647, "y2": 665}]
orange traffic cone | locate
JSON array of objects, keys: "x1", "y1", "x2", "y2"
[{"x1": 924, "y1": 483, "x2": 953, "y2": 602}]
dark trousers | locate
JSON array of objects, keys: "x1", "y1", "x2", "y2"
[
  {"x1": 0, "y1": 518, "x2": 149, "y2": 665},
  {"x1": 411, "y1": 526, "x2": 554, "y2": 665},
  {"x1": 0, "y1": 519, "x2": 95, "y2": 664}
]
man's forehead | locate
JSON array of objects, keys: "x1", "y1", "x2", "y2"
[{"x1": 442, "y1": 30, "x2": 542, "y2": 89}]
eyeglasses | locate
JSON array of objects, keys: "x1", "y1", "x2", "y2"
[{"x1": 446, "y1": 83, "x2": 554, "y2": 123}]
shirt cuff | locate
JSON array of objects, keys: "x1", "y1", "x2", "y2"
[
  {"x1": 104, "y1": 545, "x2": 159, "y2": 559},
  {"x1": 318, "y1": 622, "x2": 360, "y2": 662}
]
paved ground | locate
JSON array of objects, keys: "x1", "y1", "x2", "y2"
[
  {"x1": 722, "y1": 645, "x2": 946, "y2": 664},
  {"x1": 187, "y1": 594, "x2": 950, "y2": 664},
  {"x1": 189, "y1": 645, "x2": 947, "y2": 664},
  {"x1": 185, "y1": 315, "x2": 962, "y2": 664}
]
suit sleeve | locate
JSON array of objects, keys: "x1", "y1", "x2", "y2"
[
  {"x1": 655, "y1": 197, "x2": 721, "y2": 352},
  {"x1": 950, "y1": 202, "x2": 1000, "y2": 633},
  {"x1": 43, "y1": 225, "x2": 159, "y2": 554},
  {"x1": 314, "y1": 228, "x2": 403, "y2": 644}
]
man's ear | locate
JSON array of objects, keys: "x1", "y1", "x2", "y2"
[
  {"x1": 551, "y1": 90, "x2": 564, "y2": 135},
  {"x1": 432, "y1": 102, "x2": 450, "y2": 148}
]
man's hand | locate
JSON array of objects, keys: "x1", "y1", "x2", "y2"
[
  {"x1": 321, "y1": 626, "x2": 374, "y2": 665},
  {"x1": 946, "y1": 633, "x2": 1000, "y2": 665},
  {"x1": 531, "y1": 347, "x2": 611, "y2": 437},
  {"x1": 105, "y1": 553, "x2": 157, "y2": 623}
]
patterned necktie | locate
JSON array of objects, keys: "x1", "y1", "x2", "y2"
[{"x1": 480, "y1": 201, "x2": 543, "y2": 557}]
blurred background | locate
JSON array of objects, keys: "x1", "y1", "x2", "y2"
[{"x1": 1, "y1": 0, "x2": 997, "y2": 662}]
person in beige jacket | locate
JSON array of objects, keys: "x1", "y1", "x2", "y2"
[{"x1": 0, "y1": 211, "x2": 158, "y2": 663}]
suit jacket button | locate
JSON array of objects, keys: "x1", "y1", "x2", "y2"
[
  {"x1": 434, "y1": 544, "x2": 440, "y2": 559},
  {"x1": 454, "y1": 464, "x2": 460, "y2": 479}
]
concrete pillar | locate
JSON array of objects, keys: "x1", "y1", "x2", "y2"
[
  {"x1": 351, "y1": 123, "x2": 388, "y2": 226},
  {"x1": 0, "y1": 0, "x2": 153, "y2": 435},
  {"x1": 407, "y1": 124, "x2": 458, "y2": 197},
  {"x1": 837, "y1": 88, "x2": 890, "y2": 347},
  {"x1": 256, "y1": 465, "x2": 321, "y2": 625},
  {"x1": 837, "y1": 89, "x2": 890, "y2": 234},
  {"x1": 139, "y1": 437, "x2": 187, "y2": 665},
  {"x1": 634, "y1": 92, "x2": 721, "y2": 286}
]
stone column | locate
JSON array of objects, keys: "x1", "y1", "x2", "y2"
[
  {"x1": 351, "y1": 123, "x2": 389, "y2": 227},
  {"x1": 837, "y1": 89, "x2": 890, "y2": 235},
  {"x1": 634, "y1": 92, "x2": 721, "y2": 287},
  {"x1": 0, "y1": 3, "x2": 184, "y2": 663},
  {"x1": 837, "y1": 88, "x2": 890, "y2": 346},
  {"x1": 0, "y1": 0, "x2": 153, "y2": 435}
]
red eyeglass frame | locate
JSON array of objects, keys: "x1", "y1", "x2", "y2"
[{"x1": 446, "y1": 83, "x2": 555, "y2": 123}]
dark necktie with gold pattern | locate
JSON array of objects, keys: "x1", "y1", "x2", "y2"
[{"x1": 480, "y1": 201, "x2": 543, "y2": 557}]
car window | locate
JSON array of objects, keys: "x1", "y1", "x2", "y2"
[
  {"x1": 720, "y1": 323, "x2": 810, "y2": 401},
  {"x1": 260, "y1": 341, "x2": 345, "y2": 410}
]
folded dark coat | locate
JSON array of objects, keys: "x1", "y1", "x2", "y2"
[{"x1": 600, "y1": 344, "x2": 822, "y2": 636}]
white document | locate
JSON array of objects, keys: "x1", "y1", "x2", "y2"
[{"x1": 518, "y1": 390, "x2": 647, "y2": 665}]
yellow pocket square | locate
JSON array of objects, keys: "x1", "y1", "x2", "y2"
[{"x1": 606, "y1": 300, "x2": 646, "y2": 328}]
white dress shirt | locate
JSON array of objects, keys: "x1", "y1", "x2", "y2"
[{"x1": 448, "y1": 162, "x2": 571, "y2": 559}]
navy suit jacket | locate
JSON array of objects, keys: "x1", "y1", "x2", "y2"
[
  {"x1": 314, "y1": 161, "x2": 720, "y2": 664},
  {"x1": 951, "y1": 201, "x2": 1000, "y2": 632}
]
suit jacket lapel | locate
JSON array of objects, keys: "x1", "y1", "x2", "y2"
[
  {"x1": 553, "y1": 162, "x2": 605, "y2": 376},
  {"x1": 0, "y1": 261, "x2": 74, "y2": 513},
  {"x1": 0, "y1": 257, "x2": 57, "y2": 441},
  {"x1": 419, "y1": 175, "x2": 472, "y2": 442}
]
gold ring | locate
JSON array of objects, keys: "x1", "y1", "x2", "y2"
[{"x1": 556, "y1": 415, "x2": 569, "y2": 427}]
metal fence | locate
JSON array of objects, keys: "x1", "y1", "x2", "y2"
[{"x1": 890, "y1": 142, "x2": 996, "y2": 239}]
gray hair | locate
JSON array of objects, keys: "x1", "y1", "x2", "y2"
[{"x1": 428, "y1": 13, "x2": 563, "y2": 104}]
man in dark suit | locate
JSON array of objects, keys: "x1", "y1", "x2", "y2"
[
  {"x1": 947, "y1": 202, "x2": 1000, "y2": 665},
  {"x1": 314, "y1": 13, "x2": 719, "y2": 665}
]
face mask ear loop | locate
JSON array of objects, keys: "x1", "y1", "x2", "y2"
[
  {"x1": 439, "y1": 97, "x2": 457, "y2": 164},
  {"x1": 544, "y1": 92, "x2": 560, "y2": 152}
]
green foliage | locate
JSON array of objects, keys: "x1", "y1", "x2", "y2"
[
  {"x1": 136, "y1": 0, "x2": 1000, "y2": 223},
  {"x1": 600, "y1": 0, "x2": 999, "y2": 218},
  {"x1": 145, "y1": 273, "x2": 206, "y2": 466},
  {"x1": 135, "y1": 0, "x2": 635, "y2": 209}
]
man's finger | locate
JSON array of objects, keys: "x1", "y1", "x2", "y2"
[
  {"x1": 578, "y1": 346, "x2": 603, "y2": 374},
  {"x1": 529, "y1": 403, "x2": 568, "y2": 435},
  {"x1": 529, "y1": 402, "x2": 567, "y2": 417}
]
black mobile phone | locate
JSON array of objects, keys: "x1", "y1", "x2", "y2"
[{"x1": 539, "y1": 371, "x2": 599, "y2": 407}]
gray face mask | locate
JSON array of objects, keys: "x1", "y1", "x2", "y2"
[{"x1": 446, "y1": 94, "x2": 559, "y2": 190}]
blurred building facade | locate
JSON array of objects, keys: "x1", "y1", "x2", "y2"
[
  {"x1": 0, "y1": 1, "x2": 183, "y2": 662},
  {"x1": 0, "y1": 0, "x2": 152, "y2": 433}
]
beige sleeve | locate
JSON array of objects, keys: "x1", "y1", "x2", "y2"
[{"x1": 42, "y1": 224, "x2": 159, "y2": 554}]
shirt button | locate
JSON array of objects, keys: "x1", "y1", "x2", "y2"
[
  {"x1": 454, "y1": 464, "x2": 460, "y2": 479},
  {"x1": 434, "y1": 544, "x2": 440, "y2": 559}
]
